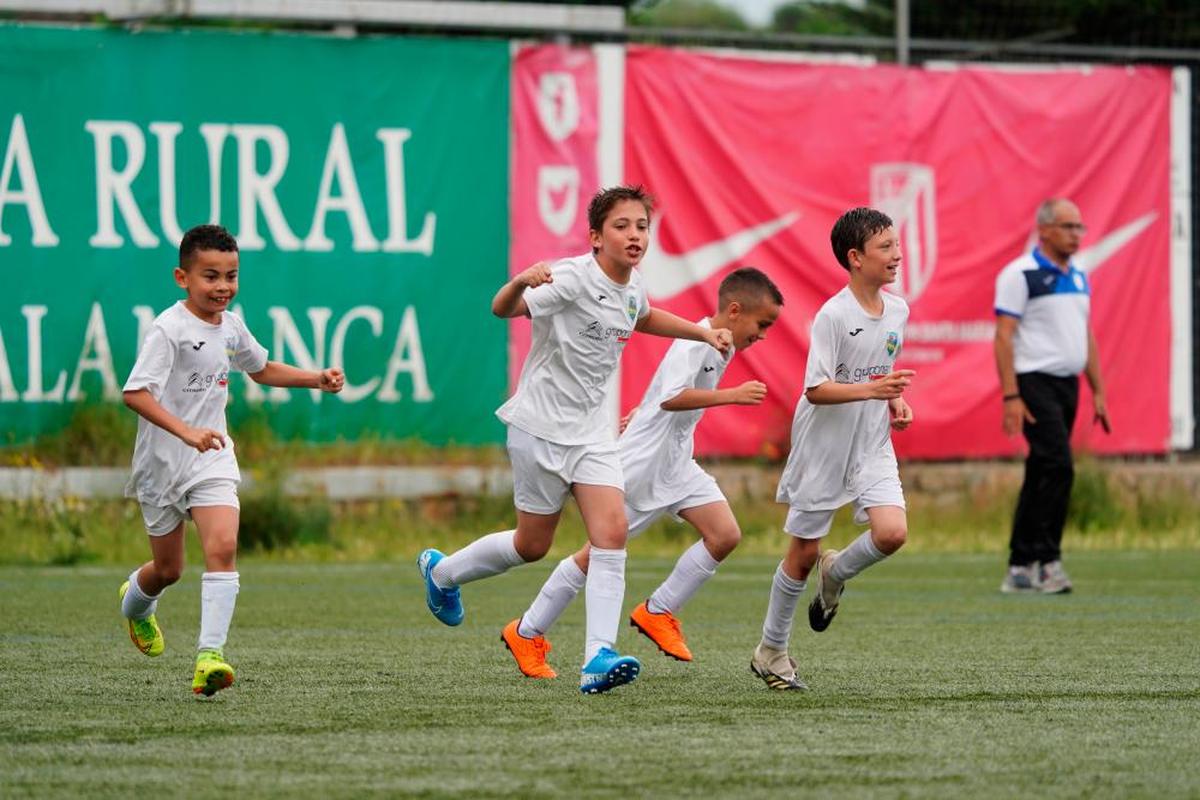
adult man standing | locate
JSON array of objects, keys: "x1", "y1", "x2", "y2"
[{"x1": 993, "y1": 198, "x2": 1111, "y2": 594}]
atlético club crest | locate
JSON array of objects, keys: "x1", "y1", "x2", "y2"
[{"x1": 886, "y1": 331, "x2": 900, "y2": 357}]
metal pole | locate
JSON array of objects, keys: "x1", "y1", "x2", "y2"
[{"x1": 896, "y1": 0, "x2": 910, "y2": 66}]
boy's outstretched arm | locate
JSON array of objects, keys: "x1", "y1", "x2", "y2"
[
  {"x1": 493, "y1": 262, "x2": 552, "y2": 318},
  {"x1": 123, "y1": 389, "x2": 226, "y2": 452},
  {"x1": 249, "y1": 363, "x2": 345, "y2": 393},
  {"x1": 635, "y1": 308, "x2": 732, "y2": 353},
  {"x1": 660, "y1": 381, "x2": 767, "y2": 411},
  {"x1": 805, "y1": 370, "x2": 915, "y2": 405}
]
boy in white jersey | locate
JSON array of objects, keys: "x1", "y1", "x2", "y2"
[
  {"x1": 751, "y1": 208, "x2": 915, "y2": 691},
  {"x1": 417, "y1": 186, "x2": 732, "y2": 694},
  {"x1": 499, "y1": 268, "x2": 783, "y2": 679},
  {"x1": 119, "y1": 224, "x2": 345, "y2": 696}
]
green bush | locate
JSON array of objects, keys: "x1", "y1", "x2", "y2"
[
  {"x1": 238, "y1": 466, "x2": 332, "y2": 551},
  {"x1": 1067, "y1": 459, "x2": 1125, "y2": 534}
]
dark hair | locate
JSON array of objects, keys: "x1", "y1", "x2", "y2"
[
  {"x1": 179, "y1": 224, "x2": 238, "y2": 268},
  {"x1": 587, "y1": 185, "x2": 654, "y2": 234},
  {"x1": 830, "y1": 207, "x2": 893, "y2": 271},
  {"x1": 718, "y1": 266, "x2": 784, "y2": 309}
]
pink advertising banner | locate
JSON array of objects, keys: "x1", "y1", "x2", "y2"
[
  {"x1": 620, "y1": 48, "x2": 1172, "y2": 458},
  {"x1": 509, "y1": 44, "x2": 601, "y2": 389}
]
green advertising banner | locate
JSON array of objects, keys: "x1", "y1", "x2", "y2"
[{"x1": 0, "y1": 23, "x2": 510, "y2": 444}]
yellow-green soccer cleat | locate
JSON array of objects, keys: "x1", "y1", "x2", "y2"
[
  {"x1": 192, "y1": 649, "x2": 235, "y2": 697},
  {"x1": 119, "y1": 580, "x2": 164, "y2": 657}
]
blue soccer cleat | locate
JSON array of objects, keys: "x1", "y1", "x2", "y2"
[
  {"x1": 579, "y1": 647, "x2": 641, "y2": 694},
  {"x1": 417, "y1": 548, "x2": 464, "y2": 626}
]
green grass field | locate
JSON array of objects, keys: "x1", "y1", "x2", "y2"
[{"x1": 2, "y1": 551, "x2": 1197, "y2": 798}]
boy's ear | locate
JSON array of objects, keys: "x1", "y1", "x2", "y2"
[
  {"x1": 725, "y1": 300, "x2": 742, "y2": 319},
  {"x1": 173, "y1": 266, "x2": 188, "y2": 289},
  {"x1": 847, "y1": 249, "x2": 862, "y2": 270}
]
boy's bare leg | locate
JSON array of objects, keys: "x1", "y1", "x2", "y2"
[{"x1": 120, "y1": 523, "x2": 185, "y2": 656}]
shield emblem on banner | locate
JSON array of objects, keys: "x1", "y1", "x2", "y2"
[
  {"x1": 538, "y1": 166, "x2": 580, "y2": 236},
  {"x1": 870, "y1": 163, "x2": 937, "y2": 302},
  {"x1": 537, "y1": 72, "x2": 580, "y2": 142}
]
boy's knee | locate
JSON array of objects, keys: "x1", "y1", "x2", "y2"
[
  {"x1": 704, "y1": 525, "x2": 741, "y2": 560},
  {"x1": 156, "y1": 563, "x2": 184, "y2": 585},
  {"x1": 515, "y1": 538, "x2": 552, "y2": 563},
  {"x1": 875, "y1": 524, "x2": 907, "y2": 554}
]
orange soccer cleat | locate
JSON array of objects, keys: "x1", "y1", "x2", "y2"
[
  {"x1": 501, "y1": 619, "x2": 557, "y2": 679},
  {"x1": 629, "y1": 601, "x2": 693, "y2": 662}
]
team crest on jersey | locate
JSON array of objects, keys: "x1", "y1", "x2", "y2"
[
  {"x1": 835, "y1": 363, "x2": 851, "y2": 383},
  {"x1": 885, "y1": 331, "x2": 900, "y2": 357},
  {"x1": 626, "y1": 295, "x2": 638, "y2": 324},
  {"x1": 224, "y1": 336, "x2": 237, "y2": 358}
]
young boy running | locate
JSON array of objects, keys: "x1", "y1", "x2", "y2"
[
  {"x1": 750, "y1": 207, "x2": 914, "y2": 691},
  {"x1": 119, "y1": 224, "x2": 345, "y2": 696},
  {"x1": 500, "y1": 267, "x2": 783, "y2": 679},
  {"x1": 417, "y1": 186, "x2": 732, "y2": 694}
]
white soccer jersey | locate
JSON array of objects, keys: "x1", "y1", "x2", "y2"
[
  {"x1": 496, "y1": 253, "x2": 651, "y2": 446},
  {"x1": 123, "y1": 302, "x2": 269, "y2": 507},
  {"x1": 777, "y1": 287, "x2": 909, "y2": 511},
  {"x1": 994, "y1": 247, "x2": 1091, "y2": 377},
  {"x1": 620, "y1": 318, "x2": 733, "y2": 511}
]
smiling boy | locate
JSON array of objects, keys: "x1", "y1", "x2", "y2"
[
  {"x1": 118, "y1": 224, "x2": 344, "y2": 697},
  {"x1": 750, "y1": 208, "x2": 915, "y2": 691}
]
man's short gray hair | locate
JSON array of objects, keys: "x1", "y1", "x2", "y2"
[{"x1": 1036, "y1": 199, "x2": 1062, "y2": 226}]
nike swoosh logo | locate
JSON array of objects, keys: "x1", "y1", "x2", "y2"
[
  {"x1": 1074, "y1": 211, "x2": 1157, "y2": 274},
  {"x1": 640, "y1": 212, "x2": 800, "y2": 300}
]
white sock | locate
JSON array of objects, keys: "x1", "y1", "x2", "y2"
[
  {"x1": 432, "y1": 530, "x2": 524, "y2": 587},
  {"x1": 121, "y1": 567, "x2": 160, "y2": 620},
  {"x1": 829, "y1": 530, "x2": 887, "y2": 582},
  {"x1": 761, "y1": 562, "x2": 806, "y2": 650},
  {"x1": 647, "y1": 540, "x2": 720, "y2": 615},
  {"x1": 583, "y1": 547, "x2": 627, "y2": 664},
  {"x1": 197, "y1": 571, "x2": 239, "y2": 653},
  {"x1": 519, "y1": 556, "x2": 586, "y2": 639}
]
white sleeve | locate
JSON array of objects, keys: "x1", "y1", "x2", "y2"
[
  {"x1": 637, "y1": 288, "x2": 651, "y2": 320},
  {"x1": 230, "y1": 315, "x2": 269, "y2": 373},
  {"x1": 123, "y1": 325, "x2": 175, "y2": 396},
  {"x1": 994, "y1": 265, "x2": 1027, "y2": 318},
  {"x1": 804, "y1": 310, "x2": 838, "y2": 390},
  {"x1": 524, "y1": 263, "x2": 581, "y2": 318},
  {"x1": 656, "y1": 342, "x2": 708, "y2": 404}
]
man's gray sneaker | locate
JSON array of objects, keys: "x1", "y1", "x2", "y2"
[
  {"x1": 1000, "y1": 563, "x2": 1041, "y2": 594},
  {"x1": 1038, "y1": 560, "x2": 1073, "y2": 594},
  {"x1": 750, "y1": 643, "x2": 808, "y2": 691},
  {"x1": 807, "y1": 549, "x2": 844, "y2": 632}
]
